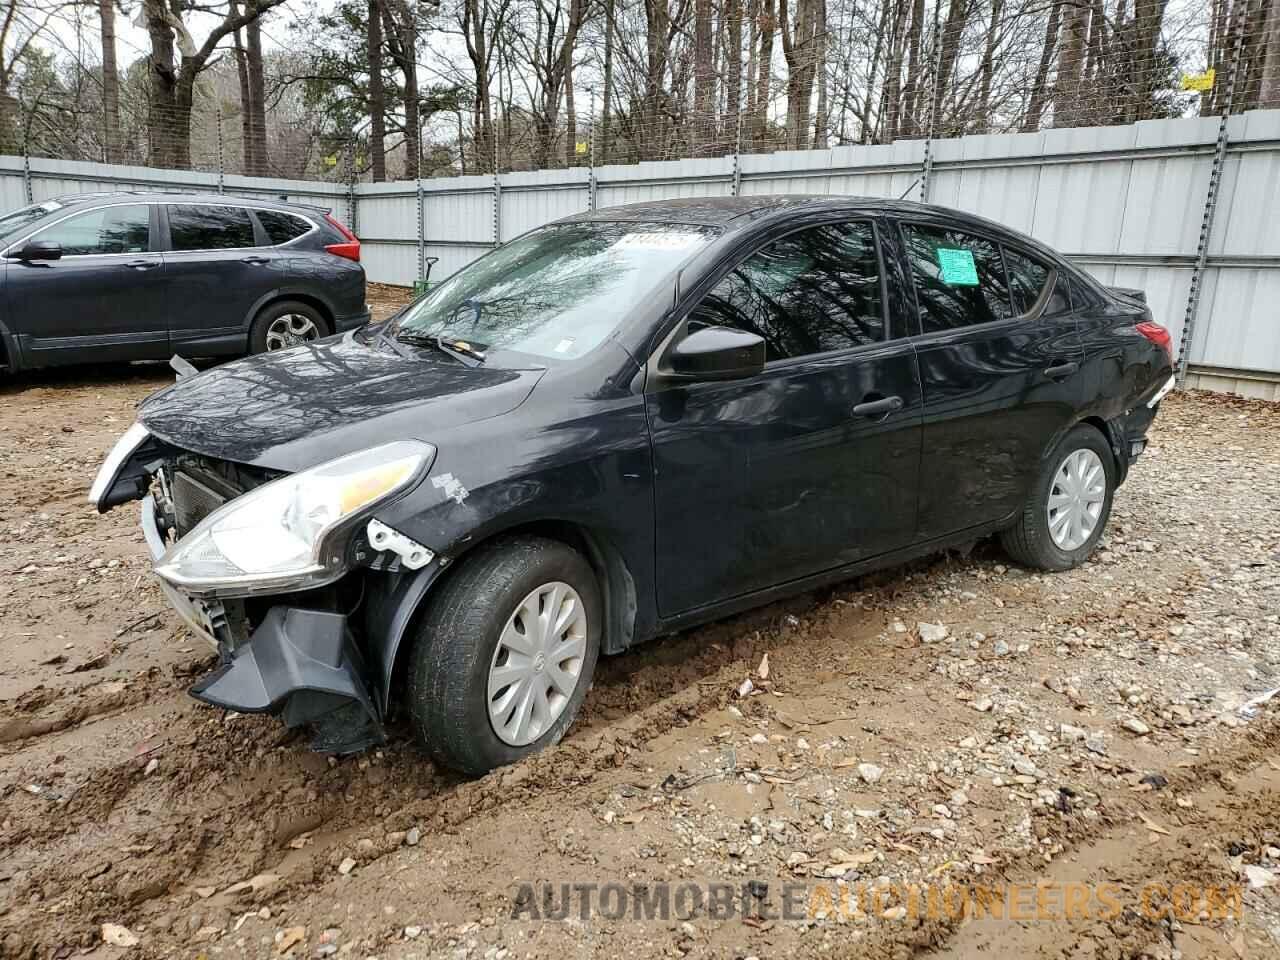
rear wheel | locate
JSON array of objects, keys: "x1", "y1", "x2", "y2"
[
  {"x1": 1000, "y1": 424, "x2": 1115, "y2": 571},
  {"x1": 249, "y1": 300, "x2": 329, "y2": 354},
  {"x1": 406, "y1": 537, "x2": 601, "y2": 776}
]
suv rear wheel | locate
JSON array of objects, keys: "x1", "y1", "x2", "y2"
[
  {"x1": 1001, "y1": 424, "x2": 1115, "y2": 571},
  {"x1": 249, "y1": 300, "x2": 329, "y2": 353},
  {"x1": 406, "y1": 536, "x2": 601, "y2": 776}
]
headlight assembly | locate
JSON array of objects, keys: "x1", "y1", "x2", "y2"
[{"x1": 154, "y1": 441, "x2": 435, "y2": 597}]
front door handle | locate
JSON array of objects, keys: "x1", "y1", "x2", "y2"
[
  {"x1": 241, "y1": 255, "x2": 269, "y2": 265},
  {"x1": 1044, "y1": 361, "x2": 1080, "y2": 380},
  {"x1": 853, "y1": 395, "x2": 904, "y2": 418},
  {"x1": 125, "y1": 259, "x2": 159, "y2": 271}
]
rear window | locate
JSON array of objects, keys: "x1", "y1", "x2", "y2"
[
  {"x1": 256, "y1": 210, "x2": 311, "y2": 245},
  {"x1": 168, "y1": 205, "x2": 257, "y2": 251}
]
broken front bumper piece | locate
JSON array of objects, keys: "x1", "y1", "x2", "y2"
[
  {"x1": 191, "y1": 607, "x2": 384, "y2": 753},
  {"x1": 142, "y1": 494, "x2": 385, "y2": 754}
]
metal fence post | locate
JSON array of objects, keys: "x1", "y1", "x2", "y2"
[
  {"x1": 216, "y1": 104, "x2": 226, "y2": 194},
  {"x1": 492, "y1": 110, "x2": 502, "y2": 246},
  {"x1": 1177, "y1": 10, "x2": 1245, "y2": 388},
  {"x1": 919, "y1": 24, "x2": 944, "y2": 203},
  {"x1": 416, "y1": 116, "x2": 426, "y2": 280},
  {"x1": 587, "y1": 87, "x2": 597, "y2": 212},
  {"x1": 344, "y1": 133, "x2": 358, "y2": 234},
  {"x1": 731, "y1": 49, "x2": 745, "y2": 197},
  {"x1": 21, "y1": 143, "x2": 32, "y2": 204}
]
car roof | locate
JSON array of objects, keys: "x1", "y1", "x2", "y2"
[
  {"x1": 559, "y1": 194, "x2": 1004, "y2": 230},
  {"x1": 42, "y1": 191, "x2": 331, "y2": 216}
]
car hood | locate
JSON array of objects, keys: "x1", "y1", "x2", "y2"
[{"x1": 139, "y1": 333, "x2": 546, "y2": 472}]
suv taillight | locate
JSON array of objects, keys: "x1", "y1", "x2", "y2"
[
  {"x1": 324, "y1": 213, "x2": 360, "y2": 262},
  {"x1": 1136, "y1": 320, "x2": 1172, "y2": 363}
]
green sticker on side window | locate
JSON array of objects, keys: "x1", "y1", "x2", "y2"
[{"x1": 936, "y1": 247, "x2": 979, "y2": 286}]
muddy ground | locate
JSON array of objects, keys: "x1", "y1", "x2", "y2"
[{"x1": 1, "y1": 286, "x2": 1278, "y2": 959}]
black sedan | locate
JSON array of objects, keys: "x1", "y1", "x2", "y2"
[
  {"x1": 90, "y1": 196, "x2": 1175, "y2": 774},
  {"x1": 0, "y1": 192, "x2": 368, "y2": 372}
]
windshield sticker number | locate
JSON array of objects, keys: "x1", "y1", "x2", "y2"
[
  {"x1": 936, "y1": 247, "x2": 979, "y2": 286},
  {"x1": 615, "y1": 232, "x2": 703, "y2": 251}
]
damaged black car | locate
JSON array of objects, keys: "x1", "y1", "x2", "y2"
[{"x1": 90, "y1": 196, "x2": 1175, "y2": 775}]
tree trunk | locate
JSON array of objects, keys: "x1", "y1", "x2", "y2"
[
  {"x1": 977, "y1": 0, "x2": 1003, "y2": 131},
  {"x1": 1262, "y1": 0, "x2": 1280, "y2": 107},
  {"x1": 246, "y1": 15, "x2": 267, "y2": 174},
  {"x1": 880, "y1": 0, "x2": 908, "y2": 142},
  {"x1": 899, "y1": 0, "x2": 924, "y2": 137},
  {"x1": 232, "y1": 17, "x2": 253, "y2": 170},
  {"x1": 726, "y1": 0, "x2": 743, "y2": 152},
  {"x1": 564, "y1": 43, "x2": 577, "y2": 166},
  {"x1": 861, "y1": 0, "x2": 890, "y2": 142},
  {"x1": 384, "y1": 0, "x2": 419, "y2": 179},
  {"x1": 1054, "y1": 0, "x2": 1088, "y2": 126},
  {"x1": 1130, "y1": 0, "x2": 1167, "y2": 120},
  {"x1": 693, "y1": 0, "x2": 714, "y2": 154},
  {"x1": 99, "y1": 0, "x2": 120, "y2": 163},
  {"x1": 935, "y1": 0, "x2": 971, "y2": 121},
  {"x1": 463, "y1": 0, "x2": 495, "y2": 173},
  {"x1": 601, "y1": 0, "x2": 615, "y2": 160},
  {"x1": 755, "y1": 0, "x2": 775, "y2": 146},
  {"x1": 811, "y1": 5, "x2": 827, "y2": 148},
  {"x1": 1022, "y1": 0, "x2": 1061, "y2": 130},
  {"x1": 368, "y1": 0, "x2": 386, "y2": 181}
]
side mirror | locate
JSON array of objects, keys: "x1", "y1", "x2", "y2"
[
  {"x1": 15, "y1": 240, "x2": 62, "y2": 262},
  {"x1": 668, "y1": 325, "x2": 765, "y2": 381}
]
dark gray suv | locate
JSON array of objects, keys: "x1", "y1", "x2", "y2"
[{"x1": 0, "y1": 192, "x2": 368, "y2": 373}]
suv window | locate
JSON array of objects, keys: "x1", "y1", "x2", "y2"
[
  {"x1": 256, "y1": 210, "x2": 311, "y2": 245},
  {"x1": 36, "y1": 204, "x2": 150, "y2": 256},
  {"x1": 691, "y1": 221, "x2": 884, "y2": 362},
  {"x1": 902, "y1": 223, "x2": 1013, "y2": 333},
  {"x1": 168, "y1": 205, "x2": 256, "y2": 251},
  {"x1": 1004, "y1": 247, "x2": 1071, "y2": 316}
]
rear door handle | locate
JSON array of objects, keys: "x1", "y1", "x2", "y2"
[
  {"x1": 241, "y1": 255, "x2": 269, "y2": 265},
  {"x1": 1044, "y1": 361, "x2": 1079, "y2": 380},
  {"x1": 125, "y1": 259, "x2": 159, "y2": 271},
  {"x1": 853, "y1": 395, "x2": 904, "y2": 418}
]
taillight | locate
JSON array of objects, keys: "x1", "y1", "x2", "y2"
[
  {"x1": 324, "y1": 213, "x2": 360, "y2": 262},
  {"x1": 1135, "y1": 321, "x2": 1172, "y2": 363}
]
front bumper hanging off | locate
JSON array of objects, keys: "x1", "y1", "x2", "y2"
[{"x1": 142, "y1": 495, "x2": 385, "y2": 753}]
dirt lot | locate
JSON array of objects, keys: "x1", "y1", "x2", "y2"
[{"x1": 1, "y1": 292, "x2": 1279, "y2": 959}]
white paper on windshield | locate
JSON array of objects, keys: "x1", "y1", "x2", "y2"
[
  {"x1": 615, "y1": 232, "x2": 704, "y2": 251},
  {"x1": 554, "y1": 338, "x2": 575, "y2": 353},
  {"x1": 38, "y1": 200, "x2": 64, "y2": 212}
]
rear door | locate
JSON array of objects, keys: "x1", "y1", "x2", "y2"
[
  {"x1": 898, "y1": 219, "x2": 1082, "y2": 541},
  {"x1": 646, "y1": 218, "x2": 923, "y2": 616},
  {"x1": 3, "y1": 202, "x2": 168, "y2": 366},
  {"x1": 161, "y1": 203, "x2": 279, "y2": 357}
]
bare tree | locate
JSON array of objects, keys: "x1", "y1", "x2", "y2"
[{"x1": 369, "y1": 0, "x2": 387, "y2": 180}]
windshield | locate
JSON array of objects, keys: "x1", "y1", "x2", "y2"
[
  {"x1": 391, "y1": 221, "x2": 718, "y2": 360},
  {"x1": 0, "y1": 200, "x2": 66, "y2": 246}
]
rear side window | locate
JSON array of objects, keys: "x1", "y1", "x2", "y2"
[
  {"x1": 902, "y1": 223, "x2": 1013, "y2": 332},
  {"x1": 168, "y1": 205, "x2": 256, "y2": 251},
  {"x1": 1004, "y1": 247, "x2": 1071, "y2": 316},
  {"x1": 692, "y1": 220, "x2": 885, "y2": 362},
  {"x1": 37, "y1": 204, "x2": 150, "y2": 255},
  {"x1": 256, "y1": 210, "x2": 311, "y2": 245}
]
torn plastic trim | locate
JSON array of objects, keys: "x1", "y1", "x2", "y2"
[
  {"x1": 88, "y1": 422, "x2": 150, "y2": 510},
  {"x1": 190, "y1": 605, "x2": 385, "y2": 753}
]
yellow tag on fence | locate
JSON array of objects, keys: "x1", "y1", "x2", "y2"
[{"x1": 1181, "y1": 68, "x2": 1215, "y2": 92}]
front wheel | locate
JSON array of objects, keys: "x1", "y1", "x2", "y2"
[
  {"x1": 406, "y1": 537, "x2": 601, "y2": 776},
  {"x1": 1000, "y1": 425, "x2": 1115, "y2": 571}
]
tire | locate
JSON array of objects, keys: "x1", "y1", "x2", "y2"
[
  {"x1": 406, "y1": 536, "x2": 602, "y2": 776},
  {"x1": 1000, "y1": 424, "x2": 1116, "y2": 572},
  {"x1": 248, "y1": 300, "x2": 330, "y2": 354}
]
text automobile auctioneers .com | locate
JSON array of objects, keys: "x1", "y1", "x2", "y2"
[{"x1": 510, "y1": 880, "x2": 1246, "y2": 924}]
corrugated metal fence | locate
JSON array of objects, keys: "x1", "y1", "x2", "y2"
[{"x1": 5, "y1": 112, "x2": 1280, "y2": 396}]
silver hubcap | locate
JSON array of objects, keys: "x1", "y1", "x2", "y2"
[
  {"x1": 264, "y1": 313, "x2": 319, "y2": 350},
  {"x1": 487, "y1": 581, "x2": 587, "y2": 747},
  {"x1": 1047, "y1": 448, "x2": 1107, "y2": 550}
]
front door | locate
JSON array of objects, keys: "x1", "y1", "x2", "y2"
[
  {"x1": 646, "y1": 219, "x2": 923, "y2": 617},
  {"x1": 5, "y1": 202, "x2": 168, "y2": 366},
  {"x1": 161, "y1": 203, "x2": 279, "y2": 356},
  {"x1": 896, "y1": 219, "x2": 1084, "y2": 541}
]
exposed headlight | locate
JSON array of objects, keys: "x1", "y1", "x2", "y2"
[{"x1": 154, "y1": 441, "x2": 435, "y2": 597}]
